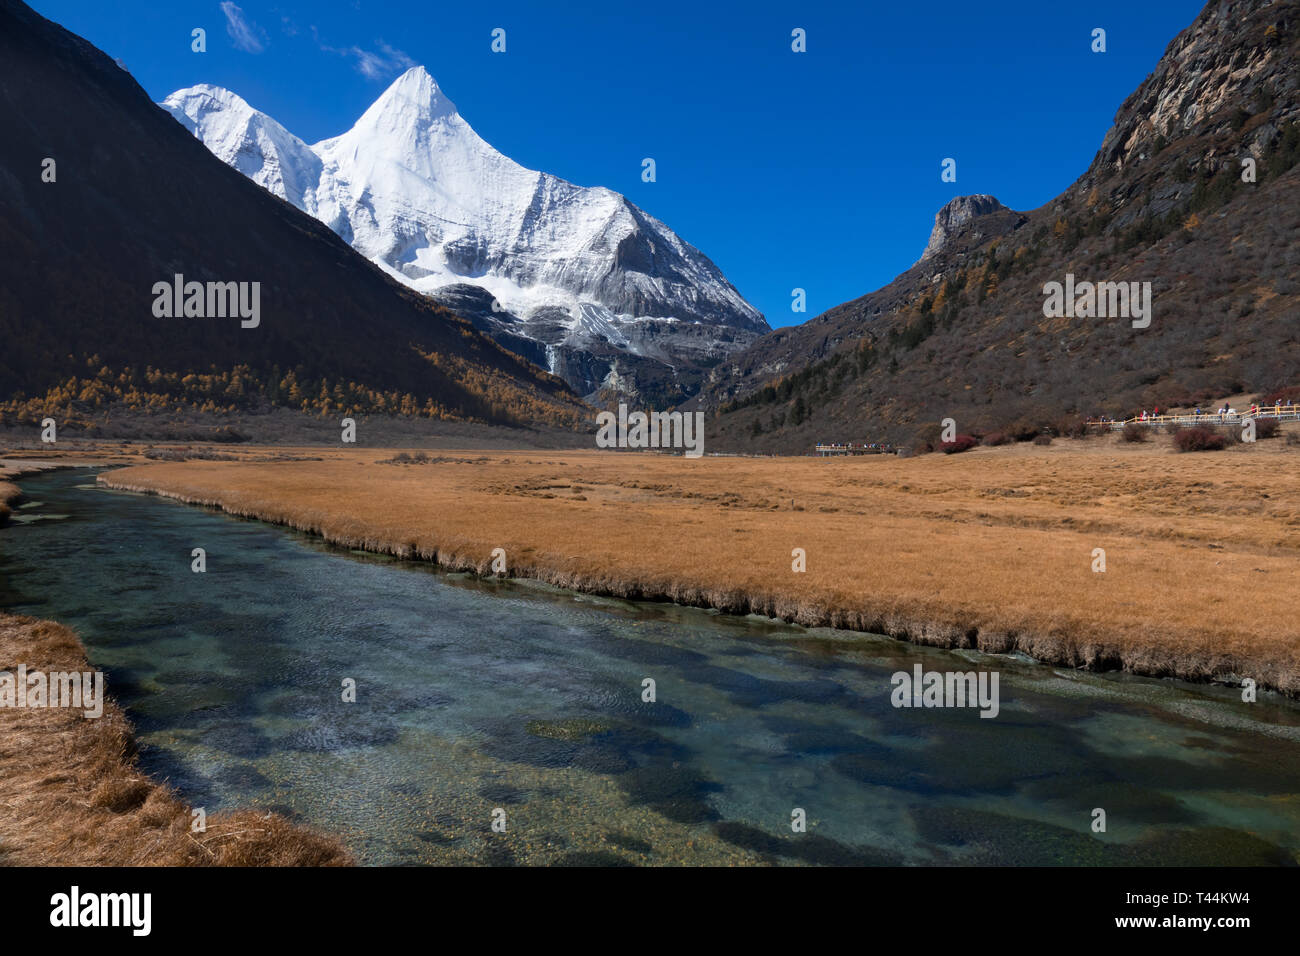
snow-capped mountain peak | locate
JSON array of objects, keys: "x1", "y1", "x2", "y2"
[
  {"x1": 353, "y1": 65, "x2": 459, "y2": 129},
  {"x1": 161, "y1": 84, "x2": 321, "y2": 203},
  {"x1": 162, "y1": 68, "x2": 767, "y2": 402}
]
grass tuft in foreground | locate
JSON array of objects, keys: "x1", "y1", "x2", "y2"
[{"x1": 0, "y1": 613, "x2": 351, "y2": 866}]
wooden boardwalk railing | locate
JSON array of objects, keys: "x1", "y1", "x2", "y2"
[
  {"x1": 814, "y1": 443, "x2": 896, "y2": 456},
  {"x1": 1088, "y1": 409, "x2": 1300, "y2": 430}
]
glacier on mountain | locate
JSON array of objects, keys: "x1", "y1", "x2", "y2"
[{"x1": 161, "y1": 67, "x2": 766, "y2": 401}]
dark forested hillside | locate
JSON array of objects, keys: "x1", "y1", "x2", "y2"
[{"x1": 704, "y1": 0, "x2": 1300, "y2": 451}]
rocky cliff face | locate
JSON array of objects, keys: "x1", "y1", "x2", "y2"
[
  {"x1": 1073, "y1": 0, "x2": 1300, "y2": 228},
  {"x1": 920, "y1": 195, "x2": 1016, "y2": 261},
  {"x1": 1098, "y1": 0, "x2": 1298, "y2": 176}
]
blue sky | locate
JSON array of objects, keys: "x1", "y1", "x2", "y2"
[{"x1": 34, "y1": 0, "x2": 1206, "y2": 327}]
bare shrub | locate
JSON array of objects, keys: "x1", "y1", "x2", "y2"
[
  {"x1": 1055, "y1": 418, "x2": 1088, "y2": 439},
  {"x1": 1172, "y1": 425, "x2": 1228, "y2": 452},
  {"x1": 940, "y1": 434, "x2": 979, "y2": 454}
]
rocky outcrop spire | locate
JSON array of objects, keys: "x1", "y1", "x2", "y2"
[{"x1": 920, "y1": 194, "x2": 1010, "y2": 261}]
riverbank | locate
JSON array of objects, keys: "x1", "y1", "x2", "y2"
[
  {"x1": 92, "y1": 440, "x2": 1300, "y2": 695},
  {"x1": 1, "y1": 459, "x2": 64, "y2": 525},
  {"x1": 0, "y1": 612, "x2": 351, "y2": 865}
]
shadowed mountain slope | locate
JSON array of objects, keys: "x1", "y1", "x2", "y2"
[{"x1": 0, "y1": 0, "x2": 587, "y2": 430}]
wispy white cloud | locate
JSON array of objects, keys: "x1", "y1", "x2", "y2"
[
  {"x1": 348, "y1": 42, "x2": 416, "y2": 79},
  {"x1": 220, "y1": 2, "x2": 267, "y2": 54},
  {"x1": 314, "y1": 30, "x2": 415, "y2": 80}
]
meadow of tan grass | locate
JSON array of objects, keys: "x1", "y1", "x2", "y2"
[
  {"x1": 0, "y1": 613, "x2": 351, "y2": 866},
  {"x1": 88, "y1": 434, "x2": 1300, "y2": 694}
]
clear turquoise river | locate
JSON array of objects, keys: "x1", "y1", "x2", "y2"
[{"x1": 2, "y1": 468, "x2": 1298, "y2": 865}]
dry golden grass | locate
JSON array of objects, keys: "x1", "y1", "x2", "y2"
[
  {"x1": 0, "y1": 614, "x2": 351, "y2": 866},
  {"x1": 92, "y1": 433, "x2": 1300, "y2": 693}
]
